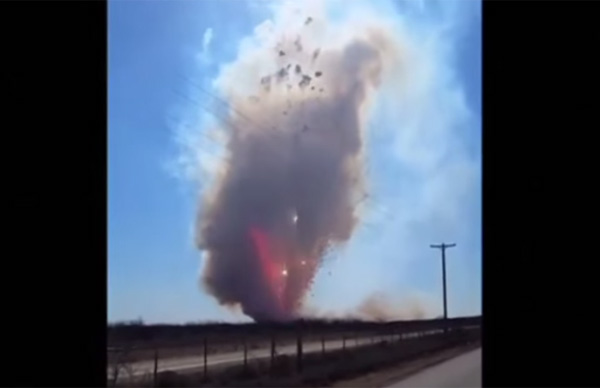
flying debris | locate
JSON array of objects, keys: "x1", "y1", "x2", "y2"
[
  {"x1": 294, "y1": 36, "x2": 303, "y2": 52},
  {"x1": 260, "y1": 75, "x2": 272, "y2": 86},
  {"x1": 276, "y1": 67, "x2": 289, "y2": 82},
  {"x1": 286, "y1": 64, "x2": 292, "y2": 70},
  {"x1": 319, "y1": 88, "x2": 324, "y2": 93},
  {"x1": 315, "y1": 71, "x2": 322, "y2": 77},
  {"x1": 311, "y1": 86, "x2": 315, "y2": 90},
  {"x1": 260, "y1": 75, "x2": 272, "y2": 92},
  {"x1": 312, "y1": 49, "x2": 320, "y2": 61},
  {"x1": 299, "y1": 74, "x2": 312, "y2": 89},
  {"x1": 305, "y1": 17, "x2": 313, "y2": 25},
  {"x1": 295, "y1": 64, "x2": 302, "y2": 75},
  {"x1": 279, "y1": 50, "x2": 286, "y2": 56}
]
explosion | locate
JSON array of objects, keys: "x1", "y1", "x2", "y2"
[{"x1": 195, "y1": 4, "x2": 403, "y2": 322}]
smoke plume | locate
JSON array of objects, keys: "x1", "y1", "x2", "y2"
[
  {"x1": 302, "y1": 292, "x2": 437, "y2": 322},
  {"x1": 194, "y1": 3, "x2": 403, "y2": 321}
]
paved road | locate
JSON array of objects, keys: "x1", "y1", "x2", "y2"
[
  {"x1": 384, "y1": 348, "x2": 481, "y2": 388},
  {"x1": 109, "y1": 332, "x2": 430, "y2": 379}
]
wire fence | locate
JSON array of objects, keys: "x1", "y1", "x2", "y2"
[{"x1": 107, "y1": 316, "x2": 481, "y2": 387}]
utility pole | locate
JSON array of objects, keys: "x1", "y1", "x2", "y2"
[{"x1": 430, "y1": 243, "x2": 456, "y2": 331}]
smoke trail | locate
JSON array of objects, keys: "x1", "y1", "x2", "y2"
[{"x1": 193, "y1": 2, "x2": 404, "y2": 321}]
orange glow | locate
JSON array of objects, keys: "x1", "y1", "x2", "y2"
[{"x1": 248, "y1": 226, "x2": 285, "y2": 313}]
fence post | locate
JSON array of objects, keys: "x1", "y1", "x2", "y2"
[
  {"x1": 203, "y1": 337, "x2": 208, "y2": 380},
  {"x1": 296, "y1": 329, "x2": 303, "y2": 373},
  {"x1": 270, "y1": 335, "x2": 275, "y2": 373},
  {"x1": 243, "y1": 336, "x2": 248, "y2": 372},
  {"x1": 153, "y1": 348, "x2": 158, "y2": 388}
]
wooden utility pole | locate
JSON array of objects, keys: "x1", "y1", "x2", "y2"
[{"x1": 430, "y1": 243, "x2": 456, "y2": 330}]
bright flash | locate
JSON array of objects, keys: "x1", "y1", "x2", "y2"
[
  {"x1": 282, "y1": 269, "x2": 288, "y2": 276},
  {"x1": 301, "y1": 260, "x2": 306, "y2": 265},
  {"x1": 293, "y1": 214, "x2": 298, "y2": 224}
]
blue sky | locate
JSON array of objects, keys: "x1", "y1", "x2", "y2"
[{"x1": 108, "y1": 0, "x2": 481, "y2": 324}]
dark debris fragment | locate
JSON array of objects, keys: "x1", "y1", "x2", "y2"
[
  {"x1": 305, "y1": 17, "x2": 313, "y2": 25},
  {"x1": 299, "y1": 74, "x2": 312, "y2": 88},
  {"x1": 276, "y1": 67, "x2": 289, "y2": 81},
  {"x1": 315, "y1": 71, "x2": 322, "y2": 77},
  {"x1": 312, "y1": 49, "x2": 320, "y2": 61},
  {"x1": 260, "y1": 75, "x2": 272, "y2": 86},
  {"x1": 294, "y1": 37, "x2": 303, "y2": 52}
]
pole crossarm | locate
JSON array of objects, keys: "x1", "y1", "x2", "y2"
[{"x1": 430, "y1": 243, "x2": 456, "y2": 249}]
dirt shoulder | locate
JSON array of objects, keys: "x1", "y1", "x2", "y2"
[{"x1": 325, "y1": 342, "x2": 481, "y2": 388}]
